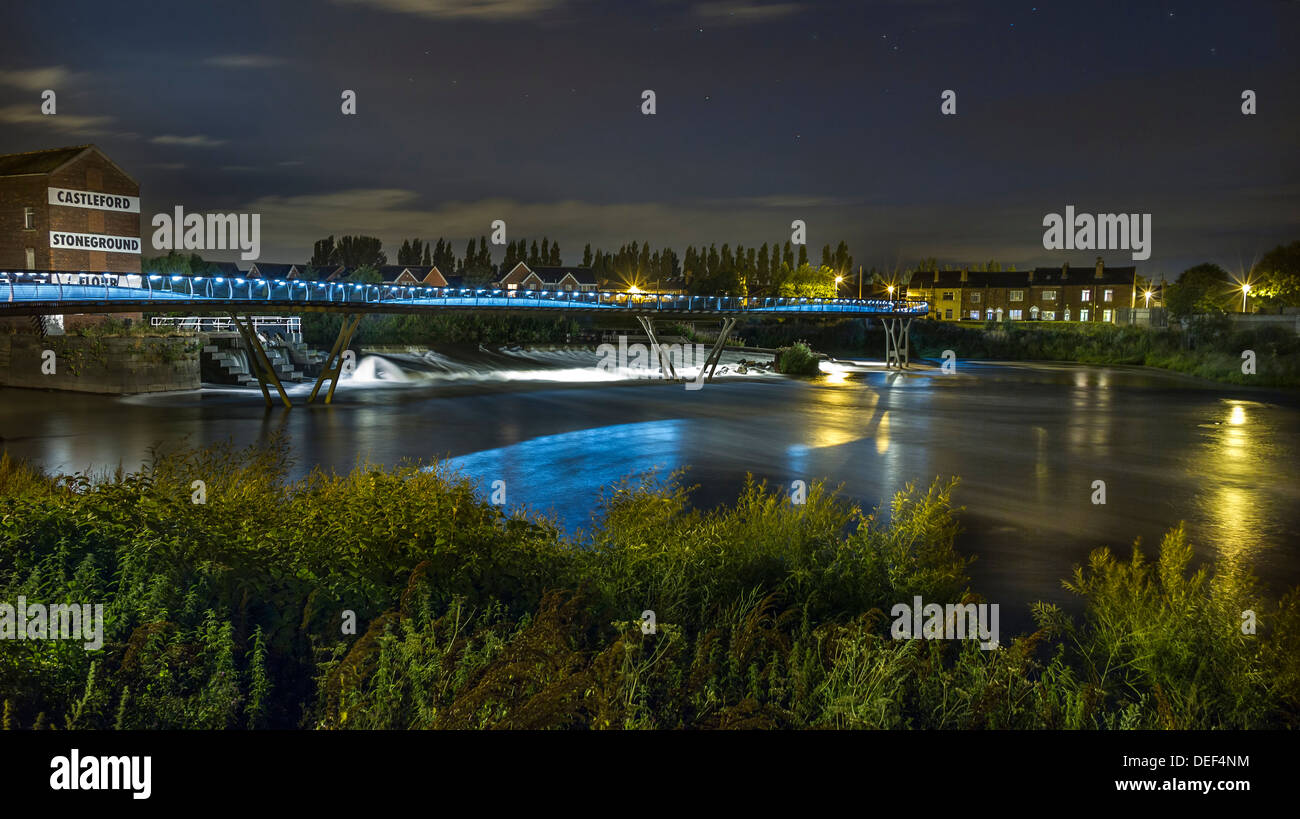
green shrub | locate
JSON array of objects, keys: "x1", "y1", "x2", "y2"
[
  {"x1": 773, "y1": 342, "x2": 821, "y2": 375},
  {"x1": 0, "y1": 443, "x2": 1294, "y2": 729}
]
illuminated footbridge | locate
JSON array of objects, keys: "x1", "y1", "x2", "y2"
[{"x1": 1, "y1": 270, "x2": 927, "y2": 406}]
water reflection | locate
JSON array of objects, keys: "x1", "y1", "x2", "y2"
[{"x1": 2, "y1": 364, "x2": 1297, "y2": 613}]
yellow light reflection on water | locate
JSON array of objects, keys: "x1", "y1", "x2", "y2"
[{"x1": 1195, "y1": 400, "x2": 1265, "y2": 570}]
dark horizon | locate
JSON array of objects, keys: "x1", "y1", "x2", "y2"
[{"x1": 2, "y1": 0, "x2": 1297, "y2": 278}]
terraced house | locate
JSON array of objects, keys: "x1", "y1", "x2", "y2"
[
  {"x1": 495, "y1": 262, "x2": 600, "y2": 293},
  {"x1": 909, "y1": 258, "x2": 1139, "y2": 323}
]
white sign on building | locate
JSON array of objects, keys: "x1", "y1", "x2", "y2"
[
  {"x1": 49, "y1": 230, "x2": 142, "y2": 254},
  {"x1": 48, "y1": 187, "x2": 141, "y2": 213}
]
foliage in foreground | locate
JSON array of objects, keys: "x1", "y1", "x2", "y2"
[{"x1": 0, "y1": 442, "x2": 1295, "y2": 730}]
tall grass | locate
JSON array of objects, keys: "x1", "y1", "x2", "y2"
[{"x1": 0, "y1": 442, "x2": 1294, "y2": 729}]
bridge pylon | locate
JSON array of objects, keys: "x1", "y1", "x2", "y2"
[
  {"x1": 308, "y1": 313, "x2": 361, "y2": 405},
  {"x1": 229, "y1": 313, "x2": 293, "y2": 408},
  {"x1": 882, "y1": 317, "x2": 913, "y2": 369}
]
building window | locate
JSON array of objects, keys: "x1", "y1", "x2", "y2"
[
  {"x1": 942, "y1": 291, "x2": 955, "y2": 301},
  {"x1": 1103, "y1": 309, "x2": 1113, "y2": 322},
  {"x1": 1043, "y1": 290, "x2": 1056, "y2": 300},
  {"x1": 969, "y1": 292, "x2": 981, "y2": 303},
  {"x1": 1009, "y1": 309, "x2": 1023, "y2": 320},
  {"x1": 24, "y1": 207, "x2": 36, "y2": 230},
  {"x1": 944, "y1": 308, "x2": 953, "y2": 319},
  {"x1": 1103, "y1": 289, "x2": 1114, "y2": 302},
  {"x1": 1043, "y1": 310, "x2": 1056, "y2": 320},
  {"x1": 25, "y1": 248, "x2": 36, "y2": 268},
  {"x1": 969, "y1": 310, "x2": 980, "y2": 320},
  {"x1": 1009, "y1": 290, "x2": 1024, "y2": 301},
  {"x1": 1081, "y1": 289, "x2": 1091, "y2": 301},
  {"x1": 1081, "y1": 308, "x2": 1090, "y2": 321}
]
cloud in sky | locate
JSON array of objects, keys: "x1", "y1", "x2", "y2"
[
  {"x1": 150, "y1": 134, "x2": 228, "y2": 148},
  {"x1": 203, "y1": 54, "x2": 286, "y2": 69},
  {"x1": 693, "y1": 1, "x2": 803, "y2": 24},
  {"x1": 330, "y1": 0, "x2": 565, "y2": 21},
  {"x1": 0, "y1": 104, "x2": 116, "y2": 135},
  {"x1": 0, "y1": 66, "x2": 75, "y2": 91}
]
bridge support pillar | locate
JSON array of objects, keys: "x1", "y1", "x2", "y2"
[
  {"x1": 308, "y1": 313, "x2": 361, "y2": 405},
  {"x1": 229, "y1": 313, "x2": 293, "y2": 408},
  {"x1": 635, "y1": 316, "x2": 678, "y2": 380},
  {"x1": 883, "y1": 317, "x2": 913, "y2": 369},
  {"x1": 700, "y1": 317, "x2": 737, "y2": 381}
]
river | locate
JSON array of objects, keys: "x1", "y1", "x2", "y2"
[{"x1": 2, "y1": 347, "x2": 1297, "y2": 632}]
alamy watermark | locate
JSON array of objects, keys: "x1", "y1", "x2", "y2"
[
  {"x1": 596, "y1": 335, "x2": 711, "y2": 390},
  {"x1": 0, "y1": 597, "x2": 104, "y2": 650},
  {"x1": 1042, "y1": 205, "x2": 1151, "y2": 261},
  {"x1": 151, "y1": 206, "x2": 261, "y2": 260},
  {"x1": 891, "y1": 595, "x2": 999, "y2": 650}
]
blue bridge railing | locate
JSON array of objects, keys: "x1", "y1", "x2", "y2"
[{"x1": 0, "y1": 271, "x2": 929, "y2": 317}]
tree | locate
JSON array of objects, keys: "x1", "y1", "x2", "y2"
[
  {"x1": 332, "y1": 236, "x2": 386, "y2": 268},
  {"x1": 582, "y1": 243, "x2": 593, "y2": 268},
  {"x1": 1251, "y1": 240, "x2": 1300, "y2": 306},
  {"x1": 349, "y1": 264, "x2": 382, "y2": 284},
  {"x1": 143, "y1": 250, "x2": 192, "y2": 276},
  {"x1": 310, "y1": 236, "x2": 336, "y2": 267},
  {"x1": 1166, "y1": 263, "x2": 1233, "y2": 319},
  {"x1": 778, "y1": 263, "x2": 837, "y2": 298}
]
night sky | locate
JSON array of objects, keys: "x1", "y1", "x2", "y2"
[{"x1": 2, "y1": 0, "x2": 1297, "y2": 277}]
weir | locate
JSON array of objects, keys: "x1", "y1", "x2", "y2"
[{"x1": 0, "y1": 271, "x2": 927, "y2": 404}]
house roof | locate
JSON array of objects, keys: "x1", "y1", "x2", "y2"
[
  {"x1": 247, "y1": 262, "x2": 298, "y2": 278},
  {"x1": 377, "y1": 264, "x2": 441, "y2": 282},
  {"x1": 916, "y1": 264, "x2": 1138, "y2": 289},
  {"x1": 204, "y1": 261, "x2": 245, "y2": 276},
  {"x1": 0, "y1": 145, "x2": 94, "y2": 176},
  {"x1": 525, "y1": 266, "x2": 599, "y2": 285},
  {"x1": 0, "y1": 144, "x2": 138, "y2": 185}
]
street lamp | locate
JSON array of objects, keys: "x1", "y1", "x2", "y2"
[
  {"x1": 887, "y1": 284, "x2": 895, "y2": 300},
  {"x1": 1143, "y1": 289, "x2": 1153, "y2": 307},
  {"x1": 1241, "y1": 283, "x2": 1251, "y2": 313}
]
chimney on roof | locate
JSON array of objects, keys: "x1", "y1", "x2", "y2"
[
  {"x1": 933, "y1": 269, "x2": 939, "y2": 283},
  {"x1": 1095, "y1": 256, "x2": 1104, "y2": 279},
  {"x1": 1027, "y1": 269, "x2": 1034, "y2": 283},
  {"x1": 960, "y1": 268, "x2": 968, "y2": 283}
]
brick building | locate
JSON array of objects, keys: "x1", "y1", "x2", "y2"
[
  {"x1": 1, "y1": 145, "x2": 142, "y2": 332},
  {"x1": 908, "y1": 258, "x2": 1139, "y2": 323},
  {"x1": 495, "y1": 262, "x2": 600, "y2": 292},
  {"x1": 0, "y1": 144, "x2": 141, "y2": 274}
]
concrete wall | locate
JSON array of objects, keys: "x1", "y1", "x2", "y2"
[
  {"x1": 1228, "y1": 313, "x2": 1300, "y2": 335},
  {"x1": 0, "y1": 334, "x2": 199, "y2": 394}
]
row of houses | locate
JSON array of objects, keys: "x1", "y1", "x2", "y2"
[
  {"x1": 905, "y1": 258, "x2": 1154, "y2": 323},
  {"x1": 169, "y1": 261, "x2": 603, "y2": 292}
]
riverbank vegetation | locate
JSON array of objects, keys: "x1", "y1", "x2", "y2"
[
  {"x1": 740, "y1": 316, "x2": 1300, "y2": 388},
  {"x1": 1, "y1": 442, "x2": 1295, "y2": 730}
]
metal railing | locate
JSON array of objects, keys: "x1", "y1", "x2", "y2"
[
  {"x1": 150, "y1": 315, "x2": 302, "y2": 337},
  {"x1": 0, "y1": 271, "x2": 929, "y2": 317}
]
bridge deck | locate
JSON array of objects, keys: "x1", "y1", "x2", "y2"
[{"x1": 0, "y1": 272, "x2": 929, "y2": 319}]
